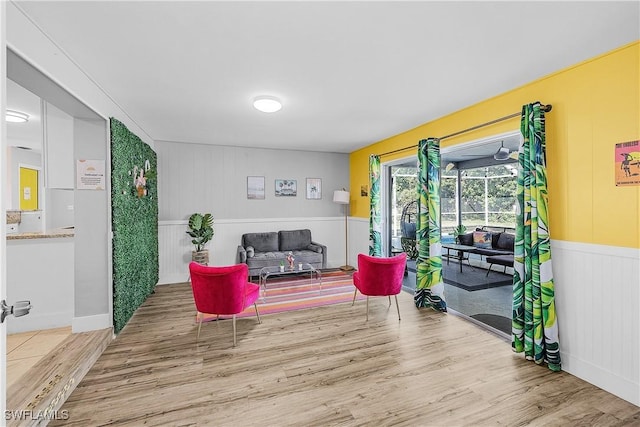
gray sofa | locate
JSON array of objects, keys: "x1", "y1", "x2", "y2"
[{"x1": 237, "y1": 229, "x2": 327, "y2": 276}]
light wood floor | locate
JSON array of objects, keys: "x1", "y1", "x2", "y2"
[
  {"x1": 6, "y1": 327, "x2": 112, "y2": 427},
  {"x1": 51, "y1": 282, "x2": 639, "y2": 426},
  {"x1": 7, "y1": 327, "x2": 72, "y2": 389}
]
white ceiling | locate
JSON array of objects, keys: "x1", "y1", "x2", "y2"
[
  {"x1": 6, "y1": 79, "x2": 42, "y2": 152},
  {"x1": 8, "y1": 1, "x2": 640, "y2": 155}
]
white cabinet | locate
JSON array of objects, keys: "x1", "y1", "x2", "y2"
[{"x1": 45, "y1": 102, "x2": 74, "y2": 189}]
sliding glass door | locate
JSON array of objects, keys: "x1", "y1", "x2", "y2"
[
  {"x1": 441, "y1": 163, "x2": 517, "y2": 336},
  {"x1": 383, "y1": 152, "x2": 518, "y2": 336},
  {"x1": 388, "y1": 161, "x2": 418, "y2": 256}
]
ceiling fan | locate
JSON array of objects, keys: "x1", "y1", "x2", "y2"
[
  {"x1": 455, "y1": 141, "x2": 518, "y2": 160},
  {"x1": 493, "y1": 141, "x2": 519, "y2": 160}
]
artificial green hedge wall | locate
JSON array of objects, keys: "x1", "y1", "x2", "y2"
[{"x1": 110, "y1": 118, "x2": 159, "y2": 333}]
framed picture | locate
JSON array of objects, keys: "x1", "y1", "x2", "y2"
[
  {"x1": 275, "y1": 179, "x2": 297, "y2": 197},
  {"x1": 247, "y1": 176, "x2": 265, "y2": 199},
  {"x1": 306, "y1": 178, "x2": 322, "y2": 199}
]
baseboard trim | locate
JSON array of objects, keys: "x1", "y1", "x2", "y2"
[
  {"x1": 72, "y1": 313, "x2": 111, "y2": 333},
  {"x1": 158, "y1": 274, "x2": 190, "y2": 285},
  {"x1": 561, "y1": 352, "x2": 639, "y2": 406},
  {"x1": 7, "y1": 311, "x2": 72, "y2": 334}
]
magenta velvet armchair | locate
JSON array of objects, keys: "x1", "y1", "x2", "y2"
[
  {"x1": 352, "y1": 253, "x2": 407, "y2": 321},
  {"x1": 189, "y1": 262, "x2": 261, "y2": 346}
]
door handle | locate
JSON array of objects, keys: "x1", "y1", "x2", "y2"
[{"x1": 0, "y1": 299, "x2": 32, "y2": 323}]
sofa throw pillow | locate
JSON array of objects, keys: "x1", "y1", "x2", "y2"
[
  {"x1": 458, "y1": 232, "x2": 474, "y2": 246},
  {"x1": 246, "y1": 246, "x2": 255, "y2": 258},
  {"x1": 490, "y1": 232, "x2": 502, "y2": 249},
  {"x1": 473, "y1": 231, "x2": 492, "y2": 249},
  {"x1": 497, "y1": 232, "x2": 515, "y2": 251}
]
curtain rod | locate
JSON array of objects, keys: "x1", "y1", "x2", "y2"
[{"x1": 378, "y1": 104, "x2": 552, "y2": 157}]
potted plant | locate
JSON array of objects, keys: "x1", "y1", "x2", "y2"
[
  {"x1": 453, "y1": 224, "x2": 467, "y2": 245},
  {"x1": 186, "y1": 213, "x2": 214, "y2": 264}
]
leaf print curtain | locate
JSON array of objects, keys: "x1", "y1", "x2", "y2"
[
  {"x1": 414, "y1": 138, "x2": 446, "y2": 312},
  {"x1": 369, "y1": 155, "x2": 382, "y2": 256},
  {"x1": 513, "y1": 102, "x2": 561, "y2": 371}
]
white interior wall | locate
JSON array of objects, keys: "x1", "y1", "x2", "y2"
[
  {"x1": 73, "y1": 118, "x2": 109, "y2": 330},
  {"x1": 155, "y1": 140, "x2": 351, "y2": 283},
  {"x1": 155, "y1": 140, "x2": 350, "y2": 221}
]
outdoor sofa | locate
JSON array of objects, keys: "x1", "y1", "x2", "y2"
[{"x1": 457, "y1": 227, "x2": 515, "y2": 274}]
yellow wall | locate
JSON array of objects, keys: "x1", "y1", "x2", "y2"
[{"x1": 350, "y1": 41, "x2": 640, "y2": 249}]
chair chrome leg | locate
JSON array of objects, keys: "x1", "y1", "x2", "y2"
[
  {"x1": 254, "y1": 302, "x2": 262, "y2": 324},
  {"x1": 232, "y1": 314, "x2": 237, "y2": 347},
  {"x1": 196, "y1": 312, "x2": 202, "y2": 341},
  {"x1": 352, "y1": 289, "x2": 358, "y2": 306},
  {"x1": 366, "y1": 296, "x2": 369, "y2": 322},
  {"x1": 394, "y1": 295, "x2": 401, "y2": 321}
]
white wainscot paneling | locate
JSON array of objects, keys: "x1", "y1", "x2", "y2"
[
  {"x1": 159, "y1": 217, "x2": 351, "y2": 285},
  {"x1": 552, "y1": 239, "x2": 640, "y2": 406}
]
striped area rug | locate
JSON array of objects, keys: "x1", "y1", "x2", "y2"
[{"x1": 199, "y1": 270, "x2": 364, "y2": 322}]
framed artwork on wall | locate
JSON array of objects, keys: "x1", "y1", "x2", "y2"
[
  {"x1": 247, "y1": 176, "x2": 265, "y2": 199},
  {"x1": 275, "y1": 179, "x2": 297, "y2": 197},
  {"x1": 306, "y1": 178, "x2": 322, "y2": 199}
]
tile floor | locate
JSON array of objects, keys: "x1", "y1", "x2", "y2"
[{"x1": 6, "y1": 327, "x2": 72, "y2": 389}]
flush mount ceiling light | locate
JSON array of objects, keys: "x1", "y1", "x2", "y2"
[
  {"x1": 493, "y1": 141, "x2": 510, "y2": 161},
  {"x1": 253, "y1": 96, "x2": 282, "y2": 113},
  {"x1": 6, "y1": 109, "x2": 30, "y2": 123}
]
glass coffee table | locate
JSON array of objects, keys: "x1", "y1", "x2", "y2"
[
  {"x1": 442, "y1": 243, "x2": 478, "y2": 273},
  {"x1": 258, "y1": 263, "x2": 322, "y2": 300}
]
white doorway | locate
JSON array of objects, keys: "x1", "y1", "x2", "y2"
[{"x1": 380, "y1": 131, "x2": 520, "y2": 337}]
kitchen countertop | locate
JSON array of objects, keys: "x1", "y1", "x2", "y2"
[
  {"x1": 7, "y1": 228, "x2": 75, "y2": 240},
  {"x1": 6, "y1": 211, "x2": 21, "y2": 224}
]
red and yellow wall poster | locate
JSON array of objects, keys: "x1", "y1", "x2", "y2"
[{"x1": 615, "y1": 140, "x2": 640, "y2": 186}]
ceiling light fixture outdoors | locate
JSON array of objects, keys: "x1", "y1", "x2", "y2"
[
  {"x1": 6, "y1": 109, "x2": 30, "y2": 123},
  {"x1": 253, "y1": 96, "x2": 282, "y2": 113},
  {"x1": 493, "y1": 141, "x2": 510, "y2": 161}
]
